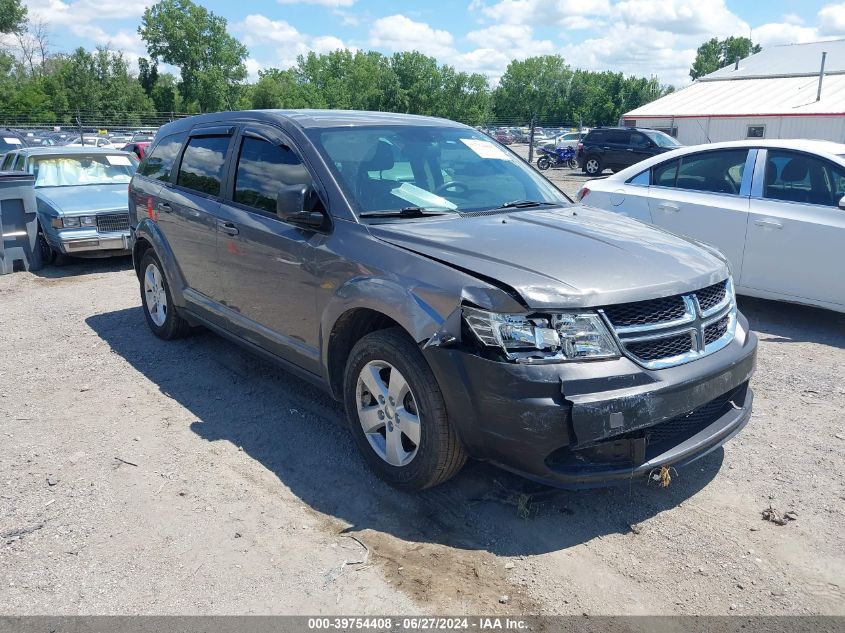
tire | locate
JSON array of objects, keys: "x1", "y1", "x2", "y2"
[
  {"x1": 139, "y1": 249, "x2": 191, "y2": 340},
  {"x1": 567, "y1": 158, "x2": 578, "y2": 169},
  {"x1": 343, "y1": 327, "x2": 467, "y2": 491},
  {"x1": 536, "y1": 156, "x2": 551, "y2": 171},
  {"x1": 583, "y1": 156, "x2": 603, "y2": 176}
]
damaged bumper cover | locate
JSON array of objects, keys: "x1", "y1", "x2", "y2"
[{"x1": 423, "y1": 312, "x2": 757, "y2": 489}]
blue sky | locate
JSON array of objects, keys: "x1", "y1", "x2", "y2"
[{"x1": 20, "y1": 0, "x2": 845, "y2": 87}]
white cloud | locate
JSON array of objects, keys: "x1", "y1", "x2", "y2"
[
  {"x1": 818, "y1": 3, "x2": 845, "y2": 36},
  {"x1": 245, "y1": 58, "x2": 262, "y2": 82},
  {"x1": 234, "y1": 14, "x2": 349, "y2": 70},
  {"x1": 476, "y1": 0, "x2": 611, "y2": 25},
  {"x1": 752, "y1": 22, "x2": 823, "y2": 47},
  {"x1": 26, "y1": 0, "x2": 152, "y2": 27},
  {"x1": 369, "y1": 14, "x2": 456, "y2": 59},
  {"x1": 461, "y1": 24, "x2": 554, "y2": 81},
  {"x1": 277, "y1": 0, "x2": 355, "y2": 5}
]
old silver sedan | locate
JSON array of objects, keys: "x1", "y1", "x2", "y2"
[{"x1": 0, "y1": 147, "x2": 138, "y2": 264}]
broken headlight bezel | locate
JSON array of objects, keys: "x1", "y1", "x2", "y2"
[{"x1": 462, "y1": 307, "x2": 620, "y2": 363}]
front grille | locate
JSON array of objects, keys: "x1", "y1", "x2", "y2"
[
  {"x1": 696, "y1": 281, "x2": 728, "y2": 312},
  {"x1": 626, "y1": 333, "x2": 693, "y2": 361},
  {"x1": 603, "y1": 295, "x2": 686, "y2": 327},
  {"x1": 636, "y1": 387, "x2": 739, "y2": 445},
  {"x1": 704, "y1": 315, "x2": 729, "y2": 345},
  {"x1": 96, "y1": 213, "x2": 130, "y2": 233},
  {"x1": 601, "y1": 278, "x2": 735, "y2": 369}
]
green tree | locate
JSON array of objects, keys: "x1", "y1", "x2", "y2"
[
  {"x1": 0, "y1": 0, "x2": 26, "y2": 34},
  {"x1": 493, "y1": 55, "x2": 572, "y2": 123},
  {"x1": 690, "y1": 37, "x2": 761, "y2": 80},
  {"x1": 139, "y1": 0, "x2": 248, "y2": 111}
]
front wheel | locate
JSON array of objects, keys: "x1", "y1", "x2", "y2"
[
  {"x1": 536, "y1": 156, "x2": 551, "y2": 171},
  {"x1": 567, "y1": 157, "x2": 578, "y2": 169},
  {"x1": 343, "y1": 328, "x2": 466, "y2": 490},
  {"x1": 139, "y1": 250, "x2": 191, "y2": 340}
]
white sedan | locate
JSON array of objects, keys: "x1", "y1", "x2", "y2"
[{"x1": 577, "y1": 139, "x2": 845, "y2": 313}]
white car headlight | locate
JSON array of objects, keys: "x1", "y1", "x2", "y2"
[
  {"x1": 463, "y1": 307, "x2": 619, "y2": 362},
  {"x1": 80, "y1": 216, "x2": 96, "y2": 227},
  {"x1": 61, "y1": 216, "x2": 80, "y2": 228}
]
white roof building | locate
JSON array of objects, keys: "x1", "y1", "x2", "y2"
[{"x1": 623, "y1": 40, "x2": 845, "y2": 145}]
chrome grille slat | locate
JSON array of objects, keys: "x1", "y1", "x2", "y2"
[
  {"x1": 600, "y1": 279, "x2": 737, "y2": 369},
  {"x1": 96, "y1": 213, "x2": 130, "y2": 233}
]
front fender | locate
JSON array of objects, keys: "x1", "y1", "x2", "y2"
[{"x1": 133, "y1": 218, "x2": 188, "y2": 307}]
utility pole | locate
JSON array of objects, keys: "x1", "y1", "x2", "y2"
[{"x1": 528, "y1": 116, "x2": 536, "y2": 165}]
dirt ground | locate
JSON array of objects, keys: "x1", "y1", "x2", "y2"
[{"x1": 1, "y1": 168, "x2": 844, "y2": 615}]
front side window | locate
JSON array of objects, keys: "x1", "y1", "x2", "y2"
[
  {"x1": 138, "y1": 132, "x2": 187, "y2": 182},
  {"x1": 763, "y1": 150, "x2": 845, "y2": 206},
  {"x1": 177, "y1": 135, "x2": 230, "y2": 196},
  {"x1": 29, "y1": 154, "x2": 137, "y2": 187},
  {"x1": 643, "y1": 130, "x2": 682, "y2": 148},
  {"x1": 630, "y1": 132, "x2": 650, "y2": 149},
  {"x1": 311, "y1": 126, "x2": 567, "y2": 216},
  {"x1": 234, "y1": 136, "x2": 313, "y2": 213},
  {"x1": 653, "y1": 150, "x2": 747, "y2": 194}
]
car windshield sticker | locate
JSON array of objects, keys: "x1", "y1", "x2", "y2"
[
  {"x1": 460, "y1": 138, "x2": 510, "y2": 160},
  {"x1": 106, "y1": 155, "x2": 132, "y2": 166},
  {"x1": 4, "y1": 137, "x2": 22, "y2": 145}
]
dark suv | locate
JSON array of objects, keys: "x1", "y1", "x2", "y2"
[
  {"x1": 128, "y1": 110, "x2": 755, "y2": 491},
  {"x1": 578, "y1": 127, "x2": 682, "y2": 176}
]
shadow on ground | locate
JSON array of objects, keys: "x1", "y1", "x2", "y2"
[
  {"x1": 87, "y1": 305, "x2": 727, "y2": 556},
  {"x1": 738, "y1": 296, "x2": 845, "y2": 348},
  {"x1": 34, "y1": 255, "x2": 133, "y2": 279}
]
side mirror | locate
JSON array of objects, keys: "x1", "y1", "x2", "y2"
[
  {"x1": 277, "y1": 184, "x2": 327, "y2": 229},
  {"x1": 839, "y1": 195, "x2": 845, "y2": 210}
]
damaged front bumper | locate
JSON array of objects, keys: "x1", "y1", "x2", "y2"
[{"x1": 423, "y1": 312, "x2": 757, "y2": 489}]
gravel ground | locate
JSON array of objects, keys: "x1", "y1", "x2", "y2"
[{"x1": 1, "y1": 177, "x2": 844, "y2": 615}]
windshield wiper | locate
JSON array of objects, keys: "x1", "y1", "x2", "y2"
[
  {"x1": 497, "y1": 200, "x2": 559, "y2": 209},
  {"x1": 359, "y1": 207, "x2": 451, "y2": 219}
]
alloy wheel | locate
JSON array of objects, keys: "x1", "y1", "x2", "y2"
[
  {"x1": 144, "y1": 262, "x2": 168, "y2": 327},
  {"x1": 355, "y1": 360, "x2": 421, "y2": 467}
]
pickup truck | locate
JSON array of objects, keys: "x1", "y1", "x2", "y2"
[{"x1": 128, "y1": 110, "x2": 757, "y2": 491}]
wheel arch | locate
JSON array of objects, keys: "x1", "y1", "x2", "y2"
[{"x1": 133, "y1": 219, "x2": 188, "y2": 307}]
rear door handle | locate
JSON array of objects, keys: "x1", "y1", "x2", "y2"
[
  {"x1": 754, "y1": 219, "x2": 783, "y2": 229},
  {"x1": 157, "y1": 202, "x2": 172, "y2": 213},
  {"x1": 658, "y1": 203, "x2": 680, "y2": 212},
  {"x1": 218, "y1": 220, "x2": 239, "y2": 236}
]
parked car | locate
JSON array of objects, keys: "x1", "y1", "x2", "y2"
[
  {"x1": 129, "y1": 110, "x2": 756, "y2": 491},
  {"x1": 577, "y1": 139, "x2": 845, "y2": 314},
  {"x1": 578, "y1": 127, "x2": 682, "y2": 176},
  {"x1": 0, "y1": 147, "x2": 138, "y2": 263},
  {"x1": 493, "y1": 129, "x2": 514, "y2": 144},
  {"x1": 121, "y1": 141, "x2": 151, "y2": 160},
  {"x1": 551, "y1": 131, "x2": 586, "y2": 150},
  {"x1": 0, "y1": 129, "x2": 28, "y2": 155},
  {"x1": 64, "y1": 136, "x2": 117, "y2": 149}
]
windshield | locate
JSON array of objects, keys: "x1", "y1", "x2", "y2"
[
  {"x1": 30, "y1": 154, "x2": 137, "y2": 187},
  {"x1": 311, "y1": 126, "x2": 568, "y2": 216},
  {"x1": 1, "y1": 136, "x2": 25, "y2": 152},
  {"x1": 644, "y1": 130, "x2": 682, "y2": 148}
]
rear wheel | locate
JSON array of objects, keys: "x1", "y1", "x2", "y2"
[
  {"x1": 567, "y1": 157, "x2": 578, "y2": 169},
  {"x1": 536, "y1": 156, "x2": 551, "y2": 171},
  {"x1": 584, "y1": 156, "x2": 603, "y2": 176},
  {"x1": 343, "y1": 328, "x2": 466, "y2": 490},
  {"x1": 139, "y1": 249, "x2": 191, "y2": 340}
]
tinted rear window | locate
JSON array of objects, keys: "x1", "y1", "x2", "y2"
[
  {"x1": 176, "y1": 135, "x2": 229, "y2": 196},
  {"x1": 138, "y1": 132, "x2": 186, "y2": 182}
]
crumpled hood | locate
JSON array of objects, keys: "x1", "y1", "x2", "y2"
[
  {"x1": 368, "y1": 205, "x2": 729, "y2": 309},
  {"x1": 36, "y1": 184, "x2": 129, "y2": 215}
]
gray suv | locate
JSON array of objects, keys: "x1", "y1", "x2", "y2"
[{"x1": 128, "y1": 110, "x2": 757, "y2": 491}]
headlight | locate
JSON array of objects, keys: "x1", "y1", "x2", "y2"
[
  {"x1": 62, "y1": 217, "x2": 80, "y2": 228},
  {"x1": 80, "y1": 216, "x2": 96, "y2": 227},
  {"x1": 463, "y1": 307, "x2": 619, "y2": 362}
]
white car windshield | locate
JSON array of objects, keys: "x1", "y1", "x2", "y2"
[
  {"x1": 30, "y1": 154, "x2": 137, "y2": 187},
  {"x1": 312, "y1": 126, "x2": 569, "y2": 215}
]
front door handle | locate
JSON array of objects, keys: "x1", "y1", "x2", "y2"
[
  {"x1": 157, "y1": 202, "x2": 172, "y2": 213},
  {"x1": 658, "y1": 203, "x2": 680, "y2": 212},
  {"x1": 218, "y1": 221, "x2": 239, "y2": 236},
  {"x1": 754, "y1": 219, "x2": 783, "y2": 229}
]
